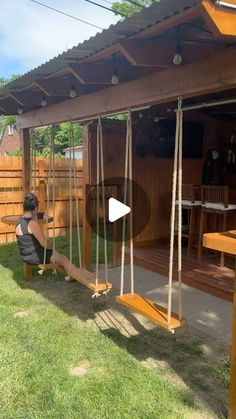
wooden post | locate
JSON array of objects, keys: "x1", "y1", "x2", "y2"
[
  {"x1": 20, "y1": 128, "x2": 33, "y2": 280},
  {"x1": 82, "y1": 184, "x2": 91, "y2": 269},
  {"x1": 229, "y1": 270, "x2": 236, "y2": 419},
  {"x1": 23, "y1": 263, "x2": 33, "y2": 281},
  {"x1": 38, "y1": 159, "x2": 46, "y2": 212}
]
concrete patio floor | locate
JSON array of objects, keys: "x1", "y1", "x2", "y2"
[{"x1": 105, "y1": 264, "x2": 233, "y2": 346}]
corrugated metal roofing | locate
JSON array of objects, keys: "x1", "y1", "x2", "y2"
[{"x1": 0, "y1": 0, "x2": 196, "y2": 97}]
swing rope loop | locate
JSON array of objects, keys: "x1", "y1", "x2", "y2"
[
  {"x1": 99, "y1": 118, "x2": 109, "y2": 285},
  {"x1": 178, "y1": 99, "x2": 183, "y2": 320},
  {"x1": 120, "y1": 110, "x2": 132, "y2": 297},
  {"x1": 69, "y1": 122, "x2": 73, "y2": 269},
  {"x1": 95, "y1": 116, "x2": 109, "y2": 288},
  {"x1": 71, "y1": 123, "x2": 82, "y2": 268},
  {"x1": 168, "y1": 97, "x2": 183, "y2": 324},
  {"x1": 95, "y1": 118, "x2": 101, "y2": 286},
  {"x1": 43, "y1": 125, "x2": 54, "y2": 267},
  {"x1": 51, "y1": 127, "x2": 56, "y2": 254}
]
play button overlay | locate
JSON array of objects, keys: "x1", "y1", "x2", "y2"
[
  {"x1": 108, "y1": 198, "x2": 130, "y2": 222},
  {"x1": 86, "y1": 176, "x2": 150, "y2": 242}
]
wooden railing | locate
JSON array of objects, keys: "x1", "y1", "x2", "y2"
[{"x1": 0, "y1": 156, "x2": 83, "y2": 243}]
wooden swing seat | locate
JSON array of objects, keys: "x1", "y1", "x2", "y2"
[
  {"x1": 24, "y1": 262, "x2": 112, "y2": 293},
  {"x1": 68, "y1": 267, "x2": 112, "y2": 293},
  {"x1": 116, "y1": 293, "x2": 185, "y2": 330}
]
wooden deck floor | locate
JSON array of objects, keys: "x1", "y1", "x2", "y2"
[{"x1": 129, "y1": 245, "x2": 235, "y2": 302}]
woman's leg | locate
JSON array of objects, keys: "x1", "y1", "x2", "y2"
[{"x1": 51, "y1": 250, "x2": 77, "y2": 274}]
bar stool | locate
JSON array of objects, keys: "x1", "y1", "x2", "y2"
[
  {"x1": 176, "y1": 184, "x2": 202, "y2": 257},
  {"x1": 198, "y1": 185, "x2": 236, "y2": 265}
]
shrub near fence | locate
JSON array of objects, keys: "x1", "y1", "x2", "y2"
[{"x1": 0, "y1": 156, "x2": 83, "y2": 244}]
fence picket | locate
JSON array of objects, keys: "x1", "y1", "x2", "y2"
[{"x1": 0, "y1": 157, "x2": 84, "y2": 243}]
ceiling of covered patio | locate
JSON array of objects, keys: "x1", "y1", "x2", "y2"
[{"x1": 0, "y1": 0, "x2": 236, "y2": 126}]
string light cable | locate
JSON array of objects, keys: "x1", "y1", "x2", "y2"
[
  {"x1": 84, "y1": 0, "x2": 128, "y2": 16},
  {"x1": 29, "y1": 0, "x2": 103, "y2": 30}
]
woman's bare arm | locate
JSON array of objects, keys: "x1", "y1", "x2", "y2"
[{"x1": 28, "y1": 220, "x2": 52, "y2": 249}]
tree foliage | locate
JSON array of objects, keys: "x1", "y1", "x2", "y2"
[
  {"x1": 0, "y1": 75, "x2": 20, "y2": 134},
  {"x1": 33, "y1": 123, "x2": 83, "y2": 157},
  {"x1": 112, "y1": 0, "x2": 154, "y2": 17}
]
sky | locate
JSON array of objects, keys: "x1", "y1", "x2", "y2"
[{"x1": 0, "y1": 0, "x2": 120, "y2": 80}]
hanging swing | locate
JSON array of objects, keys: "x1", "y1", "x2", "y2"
[
  {"x1": 38, "y1": 120, "x2": 111, "y2": 295},
  {"x1": 59, "y1": 119, "x2": 112, "y2": 295},
  {"x1": 116, "y1": 104, "x2": 185, "y2": 331}
]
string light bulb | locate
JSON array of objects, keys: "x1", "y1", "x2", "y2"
[
  {"x1": 69, "y1": 84, "x2": 76, "y2": 98},
  {"x1": 173, "y1": 46, "x2": 182, "y2": 66},
  {"x1": 111, "y1": 70, "x2": 119, "y2": 85},
  {"x1": 41, "y1": 96, "x2": 47, "y2": 107},
  {"x1": 111, "y1": 54, "x2": 119, "y2": 85},
  {"x1": 173, "y1": 27, "x2": 182, "y2": 66}
]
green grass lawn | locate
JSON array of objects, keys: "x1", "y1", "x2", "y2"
[{"x1": 0, "y1": 236, "x2": 229, "y2": 418}]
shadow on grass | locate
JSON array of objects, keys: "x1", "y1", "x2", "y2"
[{"x1": 0, "y1": 238, "x2": 229, "y2": 418}]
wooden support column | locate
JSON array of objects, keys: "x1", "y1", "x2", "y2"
[
  {"x1": 82, "y1": 184, "x2": 91, "y2": 269},
  {"x1": 20, "y1": 128, "x2": 32, "y2": 280}
]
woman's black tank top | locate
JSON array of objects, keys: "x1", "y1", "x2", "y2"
[{"x1": 16, "y1": 217, "x2": 50, "y2": 265}]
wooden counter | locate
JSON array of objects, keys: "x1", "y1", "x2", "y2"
[
  {"x1": 203, "y1": 230, "x2": 236, "y2": 418},
  {"x1": 203, "y1": 230, "x2": 236, "y2": 256}
]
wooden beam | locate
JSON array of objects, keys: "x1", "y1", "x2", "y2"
[
  {"x1": 35, "y1": 78, "x2": 84, "y2": 96},
  {"x1": 118, "y1": 39, "x2": 223, "y2": 67},
  {"x1": 9, "y1": 90, "x2": 66, "y2": 107},
  {"x1": 17, "y1": 48, "x2": 236, "y2": 129},
  {"x1": 9, "y1": 93, "x2": 24, "y2": 106},
  {"x1": 20, "y1": 128, "x2": 31, "y2": 192},
  {"x1": 0, "y1": 105, "x2": 6, "y2": 113},
  {"x1": 0, "y1": 97, "x2": 18, "y2": 114},
  {"x1": 69, "y1": 63, "x2": 112, "y2": 85},
  {"x1": 200, "y1": 0, "x2": 236, "y2": 37},
  {"x1": 83, "y1": 6, "x2": 200, "y2": 63},
  {"x1": 118, "y1": 40, "x2": 172, "y2": 67}
]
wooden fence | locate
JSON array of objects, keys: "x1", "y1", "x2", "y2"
[{"x1": 0, "y1": 156, "x2": 84, "y2": 243}]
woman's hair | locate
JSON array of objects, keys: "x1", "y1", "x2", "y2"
[{"x1": 23, "y1": 192, "x2": 39, "y2": 212}]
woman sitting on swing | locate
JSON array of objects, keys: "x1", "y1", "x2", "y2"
[{"x1": 16, "y1": 192, "x2": 75, "y2": 274}]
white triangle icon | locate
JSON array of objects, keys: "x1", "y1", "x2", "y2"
[{"x1": 108, "y1": 198, "x2": 131, "y2": 222}]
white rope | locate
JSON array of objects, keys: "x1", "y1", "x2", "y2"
[
  {"x1": 52, "y1": 127, "x2": 56, "y2": 254},
  {"x1": 178, "y1": 104, "x2": 183, "y2": 320},
  {"x1": 99, "y1": 119, "x2": 109, "y2": 285},
  {"x1": 128, "y1": 112, "x2": 134, "y2": 294},
  {"x1": 167, "y1": 101, "x2": 180, "y2": 324},
  {"x1": 43, "y1": 126, "x2": 53, "y2": 266},
  {"x1": 31, "y1": 129, "x2": 36, "y2": 193},
  {"x1": 72, "y1": 125, "x2": 82, "y2": 268},
  {"x1": 33, "y1": 130, "x2": 37, "y2": 193},
  {"x1": 120, "y1": 111, "x2": 130, "y2": 297},
  {"x1": 30, "y1": 129, "x2": 34, "y2": 191},
  {"x1": 95, "y1": 119, "x2": 100, "y2": 286},
  {"x1": 69, "y1": 123, "x2": 73, "y2": 268}
]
